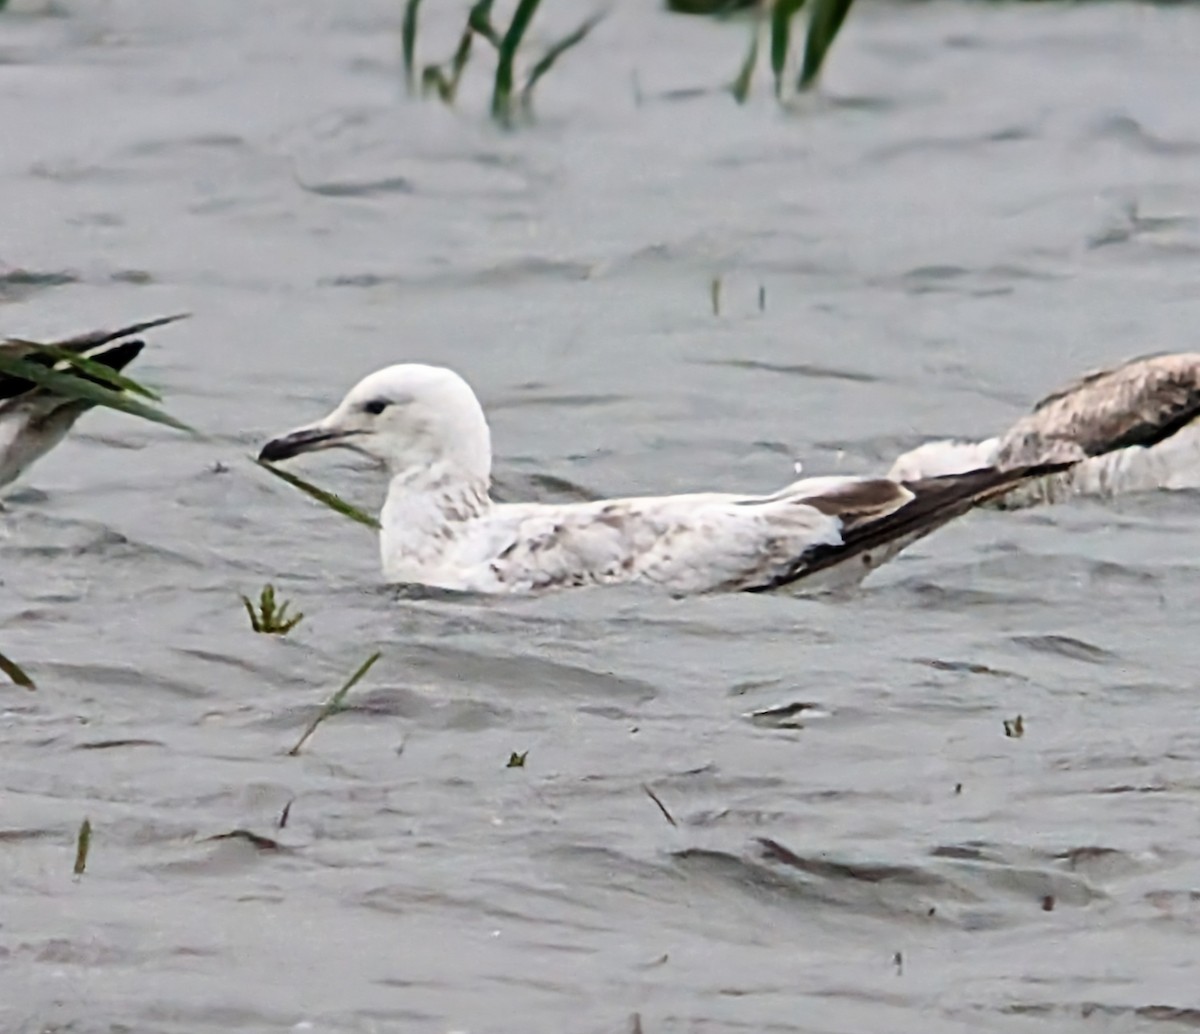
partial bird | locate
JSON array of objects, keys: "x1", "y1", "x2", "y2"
[
  {"x1": 0, "y1": 314, "x2": 186, "y2": 492},
  {"x1": 259, "y1": 363, "x2": 1070, "y2": 596},
  {"x1": 888, "y1": 352, "x2": 1200, "y2": 509}
]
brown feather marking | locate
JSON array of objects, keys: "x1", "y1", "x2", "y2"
[
  {"x1": 748, "y1": 461, "x2": 1074, "y2": 592},
  {"x1": 802, "y1": 480, "x2": 914, "y2": 523},
  {"x1": 1011, "y1": 353, "x2": 1200, "y2": 460}
]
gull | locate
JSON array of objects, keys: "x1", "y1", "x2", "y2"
[
  {"x1": 0, "y1": 315, "x2": 185, "y2": 492},
  {"x1": 888, "y1": 353, "x2": 1200, "y2": 509},
  {"x1": 258, "y1": 363, "x2": 1069, "y2": 596}
]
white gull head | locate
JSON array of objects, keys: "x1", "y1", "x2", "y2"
[
  {"x1": 259, "y1": 363, "x2": 492, "y2": 489},
  {"x1": 258, "y1": 363, "x2": 496, "y2": 585}
]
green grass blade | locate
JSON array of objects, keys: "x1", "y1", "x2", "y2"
[
  {"x1": 288, "y1": 651, "x2": 382, "y2": 756},
  {"x1": 521, "y1": 12, "x2": 605, "y2": 109},
  {"x1": 253, "y1": 458, "x2": 381, "y2": 529},
  {"x1": 665, "y1": 0, "x2": 756, "y2": 15},
  {"x1": 6, "y1": 341, "x2": 162, "y2": 400},
  {"x1": 493, "y1": 0, "x2": 542, "y2": 124},
  {"x1": 445, "y1": 24, "x2": 476, "y2": 101},
  {"x1": 799, "y1": 0, "x2": 855, "y2": 90},
  {"x1": 422, "y1": 64, "x2": 454, "y2": 102},
  {"x1": 242, "y1": 595, "x2": 262, "y2": 633},
  {"x1": 73, "y1": 818, "x2": 91, "y2": 876},
  {"x1": 402, "y1": 0, "x2": 424, "y2": 92},
  {"x1": 468, "y1": 0, "x2": 502, "y2": 47},
  {"x1": 770, "y1": 0, "x2": 807, "y2": 98},
  {"x1": 730, "y1": 15, "x2": 761, "y2": 104},
  {"x1": 0, "y1": 648, "x2": 34, "y2": 690},
  {"x1": 205, "y1": 828, "x2": 282, "y2": 850},
  {"x1": 0, "y1": 353, "x2": 196, "y2": 434},
  {"x1": 421, "y1": 25, "x2": 476, "y2": 104}
]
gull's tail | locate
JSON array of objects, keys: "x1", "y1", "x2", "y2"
[{"x1": 755, "y1": 460, "x2": 1075, "y2": 592}]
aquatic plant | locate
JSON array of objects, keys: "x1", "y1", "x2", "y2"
[
  {"x1": 402, "y1": 0, "x2": 605, "y2": 126},
  {"x1": 288, "y1": 651, "x2": 382, "y2": 756},
  {"x1": 642, "y1": 783, "x2": 678, "y2": 827},
  {"x1": 254, "y1": 458, "x2": 380, "y2": 529},
  {"x1": 687, "y1": 0, "x2": 855, "y2": 103},
  {"x1": 0, "y1": 351, "x2": 193, "y2": 432},
  {"x1": 7, "y1": 343, "x2": 162, "y2": 400},
  {"x1": 1003, "y1": 714, "x2": 1025, "y2": 738},
  {"x1": 506, "y1": 749, "x2": 528, "y2": 768},
  {"x1": 73, "y1": 818, "x2": 91, "y2": 876},
  {"x1": 710, "y1": 275, "x2": 723, "y2": 316},
  {"x1": 665, "y1": 0, "x2": 756, "y2": 12},
  {"x1": 204, "y1": 829, "x2": 282, "y2": 851},
  {"x1": 420, "y1": 21, "x2": 476, "y2": 104},
  {"x1": 402, "y1": 0, "x2": 424, "y2": 92},
  {"x1": 242, "y1": 584, "x2": 304, "y2": 635},
  {"x1": 799, "y1": 0, "x2": 854, "y2": 89},
  {"x1": 0, "y1": 648, "x2": 34, "y2": 689}
]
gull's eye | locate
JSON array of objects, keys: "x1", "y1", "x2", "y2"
[{"x1": 362, "y1": 398, "x2": 390, "y2": 416}]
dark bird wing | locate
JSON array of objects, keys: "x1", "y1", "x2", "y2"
[
  {"x1": 0, "y1": 314, "x2": 188, "y2": 401},
  {"x1": 750, "y1": 461, "x2": 1074, "y2": 592}
]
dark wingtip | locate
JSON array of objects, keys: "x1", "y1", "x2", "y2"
[
  {"x1": 1013, "y1": 459, "x2": 1075, "y2": 479},
  {"x1": 49, "y1": 313, "x2": 191, "y2": 354},
  {"x1": 92, "y1": 339, "x2": 145, "y2": 373},
  {"x1": 757, "y1": 457, "x2": 1084, "y2": 593},
  {"x1": 901, "y1": 458, "x2": 1077, "y2": 496}
]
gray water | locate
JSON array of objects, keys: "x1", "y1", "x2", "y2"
[{"x1": 3, "y1": 1, "x2": 1200, "y2": 1031}]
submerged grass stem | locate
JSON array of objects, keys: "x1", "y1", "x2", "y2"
[
  {"x1": 73, "y1": 818, "x2": 91, "y2": 876},
  {"x1": 401, "y1": 0, "x2": 423, "y2": 91},
  {"x1": 520, "y1": 12, "x2": 606, "y2": 112},
  {"x1": 0, "y1": 352, "x2": 195, "y2": 433},
  {"x1": 0, "y1": 648, "x2": 34, "y2": 690},
  {"x1": 253, "y1": 458, "x2": 380, "y2": 529},
  {"x1": 770, "y1": 0, "x2": 806, "y2": 96},
  {"x1": 287, "y1": 651, "x2": 382, "y2": 756},
  {"x1": 799, "y1": 0, "x2": 854, "y2": 88}
]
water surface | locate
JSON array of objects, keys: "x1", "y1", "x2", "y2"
[{"x1": 3, "y1": 2, "x2": 1200, "y2": 1031}]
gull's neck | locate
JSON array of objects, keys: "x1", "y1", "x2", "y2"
[{"x1": 379, "y1": 460, "x2": 492, "y2": 584}]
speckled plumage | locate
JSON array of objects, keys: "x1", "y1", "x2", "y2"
[
  {"x1": 888, "y1": 353, "x2": 1200, "y2": 509},
  {"x1": 260, "y1": 363, "x2": 1069, "y2": 596}
]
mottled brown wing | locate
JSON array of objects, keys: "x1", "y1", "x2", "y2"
[
  {"x1": 749, "y1": 462, "x2": 1073, "y2": 592},
  {"x1": 1003, "y1": 353, "x2": 1200, "y2": 461},
  {"x1": 800, "y1": 478, "x2": 914, "y2": 525}
]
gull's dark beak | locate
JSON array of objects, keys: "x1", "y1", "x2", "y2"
[{"x1": 258, "y1": 425, "x2": 358, "y2": 463}]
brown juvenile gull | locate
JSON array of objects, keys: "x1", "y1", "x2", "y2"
[
  {"x1": 0, "y1": 315, "x2": 185, "y2": 492},
  {"x1": 258, "y1": 363, "x2": 1070, "y2": 596},
  {"x1": 888, "y1": 353, "x2": 1200, "y2": 509}
]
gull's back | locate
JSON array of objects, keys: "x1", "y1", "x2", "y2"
[
  {"x1": 889, "y1": 353, "x2": 1200, "y2": 508},
  {"x1": 388, "y1": 465, "x2": 1064, "y2": 595},
  {"x1": 998, "y1": 352, "x2": 1200, "y2": 464}
]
